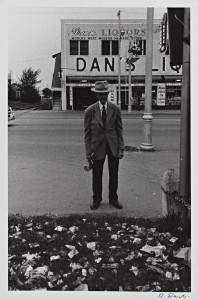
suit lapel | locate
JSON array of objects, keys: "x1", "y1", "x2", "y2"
[
  {"x1": 93, "y1": 102, "x2": 103, "y2": 127},
  {"x1": 106, "y1": 102, "x2": 114, "y2": 127}
]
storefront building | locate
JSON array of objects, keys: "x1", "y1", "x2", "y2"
[{"x1": 51, "y1": 19, "x2": 182, "y2": 110}]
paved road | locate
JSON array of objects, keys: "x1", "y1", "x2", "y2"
[{"x1": 8, "y1": 110, "x2": 180, "y2": 218}]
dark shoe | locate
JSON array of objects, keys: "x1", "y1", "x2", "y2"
[
  {"x1": 90, "y1": 202, "x2": 100, "y2": 210},
  {"x1": 109, "y1": 201, "x2": 123, "y2": 209}
]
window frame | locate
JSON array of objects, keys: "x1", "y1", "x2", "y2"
[
  {"x1": 70, "y1": 40, "x2": 89, "y2": 55},
  {"x1": 101, "y1": 40, "x2": 118, "y2": 56}
]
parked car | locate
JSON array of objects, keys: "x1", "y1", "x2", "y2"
[{"x1": 8, "y1": 106, "x2": 15, "y2": 123}]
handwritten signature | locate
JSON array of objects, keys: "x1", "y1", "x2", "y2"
[{"x1": 158, "y1": 293, "x2": 190, "y2": 299}]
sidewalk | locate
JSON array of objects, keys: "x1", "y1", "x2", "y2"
[{"x1": 122, "y1": 109, "x2": 181, "y2": 115}]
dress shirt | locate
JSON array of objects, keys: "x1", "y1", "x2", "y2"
[{"x1": 99, "y1": 101, "x2": 107, "y2": 116}]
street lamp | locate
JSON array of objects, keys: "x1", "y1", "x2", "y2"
[{"x1": 140, "y1": 7, "x2": 154, "y2": 151}]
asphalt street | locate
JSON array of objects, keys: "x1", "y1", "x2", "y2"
[{"x1": 8, "y1": 110, "x2": 180, "y2": 218}]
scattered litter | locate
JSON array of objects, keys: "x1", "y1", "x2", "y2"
[
  {"x1": 141, "y1": 244, "x2": 166, "y2": 257},
  {"x1": 48, "y1": 282, "x2": 55, "y2": 288},
  {"x1": 8, "y1": 255, "x2": 16, "y2": 261},
  {"x1": 88, "y1": 267, "x2": 96, "y2": 275},
  {"x1": 69, "y1": 226, "x2": 79, "y2": 233},
  {"x1": 131, "y1": 225, "x2": 140, "y2": 231},
  {"x1": 146, "y1": 257, "x2": 163, "y2": 264},
  {"x1": 102, "y1": 263, "x2": 119, "y2": 269},
  {"x1": 68, "y1": 249, "x2": 79, "y2": 258},
  {"x1": 133, "y1": 238, "x2": 142, "y2": 244},
  {"x1": 149, "y1": 228, "x2": 157, "y2": 233},
  {"x1": 35, "y1": 225, "x2": 43, "y2": 230},
  {"x1": 174, "y1": 247, "x2": 190, "y2": 259},
  {"x1": 129, "y1": 266, "x2": 139, "y2": 276},
  {"x1": 169, "y1": 237, "x2": 178, "y2": 244},
  {"x1": 33, "y1": 265, "x2": 49, "y2": 276},
  {"x1": 109, "y1": 257, "x2": 115, "y2": 263},
  {"x1": 109, "y1": 245, "x2": 118, "y2": 249},
  {"x1": 173, "y1": 273, "x2": 180, "y2": 280},
  {"x1": 8, "y1": 215, "x2": 191, "y2": 291},
  {"x1": 62, "y1": 284, "x2": 69, "y2": 291},
  {"x1": 74, "y1": 283, "x2": 89, "y2": 291},
  {"x1": 170, "y1": 263, "x2": 179, "y2": 271},
  {"x1": 148, "y1": 265, "x2": 165, "y2": 277},
  {"x1": 65, "y1": 245, "x2": 76, "y2": 250},
  {"x1": 166, "y1": 271, "x2": 173, "y2": 280},
  {"x1": 86, "y1": 242, "x2": 96, "y2": 251},
  {"x1": 69, "y1": 262, "x2": 83, "y2": 271},
  {"x1": 50, "y1": 255, "x2": 61, "y2": 261},
  {"x1": 22, "y1": 253, "x2": 41, "y2": 261},
  {"x1": 82, "y1": 269, "x2": 87, "y2": 276},
  {"x1": 29, "y1": 243, "x2": 40, "y2": 249},
  {"x1": 25, "y1": 223, "x2": 33, "y2": 228},
  {"x1": 92, "y1": 250, "x2": 102, "y2": 256},
  {"x1": 111, "y1": 234, "x2": 118, "y2": 240},
  {"x1": 57, "y1": 279, "x2": 63, "y2": 285},
  {"x1": 55, "y1": 225, "x2": 66, "y2": 232},
  {"x1": 124, "y1": 253, "x2": 135, "y2": 261},
  {"x1": 95, "y1": 257, "x2": 102, "y2": 263},
  {"x1": 24, "y1": 265, "x2": 33, "y2": 278}
]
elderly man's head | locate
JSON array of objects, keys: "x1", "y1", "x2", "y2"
[{"x1": 91, "y1": 81, "x2": 110, "y2": 104}]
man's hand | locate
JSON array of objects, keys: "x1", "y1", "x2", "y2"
[
  {"x1": 117, "y1": 149, "x2": 124, "y2": 159},
  {"x1": 86, "y1": 152, "x2": 95, "y2": 161}
]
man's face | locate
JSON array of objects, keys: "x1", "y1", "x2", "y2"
[{"x1": 95, "y1": 92, "x2": 109, "y2": 105}]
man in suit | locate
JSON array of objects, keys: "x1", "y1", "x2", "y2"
[{"x1": 84, "y1": 81, "x2": 125, "y2": 210}]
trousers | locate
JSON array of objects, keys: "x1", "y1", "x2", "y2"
[{"x1": 92, "y1": 141, "x2": 119, "y2": 204}]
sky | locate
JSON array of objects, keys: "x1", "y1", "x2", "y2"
[{"x1": 6, "y1": 2, "x2": 169, "y2": 92}]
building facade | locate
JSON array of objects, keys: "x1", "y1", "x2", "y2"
[{"x1": 51, "y1": 19, "x2": 182, "y2": 110}]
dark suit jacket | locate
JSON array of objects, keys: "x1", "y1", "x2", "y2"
[{"x1": 84, "y1": 101, "x2": 124, "y2": 160}]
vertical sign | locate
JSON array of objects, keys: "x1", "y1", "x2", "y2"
[
  {"x1": 108, "y1": 84, "x2": 117, "y2": 104},
  {"x1": 157, "y1": 84, "x2": 166, "y2": 106},
  {"x1": 70, "y1": 86, "x2": 73, "y2": 108}
]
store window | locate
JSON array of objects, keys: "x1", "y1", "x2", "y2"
[
  {"x1": 166, "y1": 85, "x2": 181, "y2": 105},
  {"x1": 101, "y1": 40, "x2": 118, "y2": 55},
  {"x1": 70, "y1": 40, "x2": 89, "y2": 55}
]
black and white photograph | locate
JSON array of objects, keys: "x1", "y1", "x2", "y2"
[{"x1": 2, "y1": 0, "x2": 197, "y2": 298}]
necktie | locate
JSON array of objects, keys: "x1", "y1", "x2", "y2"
[{"x1": 102, "y1": 105, "x2": 106, "y2": 127}]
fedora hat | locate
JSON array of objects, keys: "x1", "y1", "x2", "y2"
[{"x1": 91, "y1": 81, "x2": 110, "y2": 93}]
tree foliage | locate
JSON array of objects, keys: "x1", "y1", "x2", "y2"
[
  {"x1": 42, "y1": 88, "x2": 52, "y2": 98},
  {"x1": 18, "y1": 67, "x2": 41, "y2": 103}
]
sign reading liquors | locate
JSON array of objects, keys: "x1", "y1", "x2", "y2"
[{"x1": 157, "y1": 84, "x2": 166, "y2": 106}]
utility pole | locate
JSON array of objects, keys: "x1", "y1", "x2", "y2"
[
  {"x1": 179, "y1": 8, "x2": 190, "y2": 203},
  {"x1": 141, "y1": 7, "x2": 154, "y2": 151},
  {"x1": 117, "y1": 10, "x2": 121, "y2": 109},
  {"x1": 128, "y1": 37, "x2": 132, "y2": 112}
]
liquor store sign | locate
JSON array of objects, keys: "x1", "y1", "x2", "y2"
[
  {"x1": 68, "y1": 26, "x2": 147, "y2": 40},
  {"x1": 157, "y1": 84, "x2": 166, "y2": 106}
]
